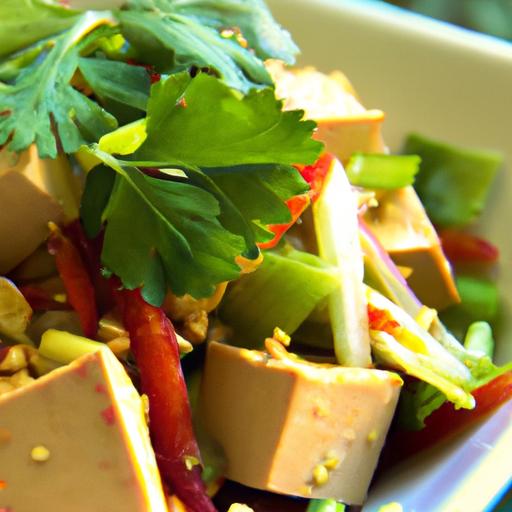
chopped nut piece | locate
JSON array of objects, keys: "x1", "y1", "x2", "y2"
[
  {"x1": 181, "y1": 310, "x2": 208, "y2": 344},
  {"x1": 0, "y1": 345, "x2": 29, "y2": 374}
]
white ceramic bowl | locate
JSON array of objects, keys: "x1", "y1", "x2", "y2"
[
  {"x1": 266, "y1": 1, "x2": 512, "y2": 510},
  {"x1": 59, "y1": 1, "x2": 512, "y2": 509}
]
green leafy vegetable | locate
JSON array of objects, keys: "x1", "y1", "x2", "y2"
[
  {"x1": 0, "y1": 0, "x2": 81, "y2": 58},
  {"x1": 0, "y1": 13, "x2": 118, "y2": 158},
  {"x1": 346, "y1": 153, "x2": 421, "y2": 189},
  {"x1": 220, "y1": 249, "x2": 340, "y2": 347},
  {"x1": 405, "y1": 133, "x2": 502, "y2": 227},
  {"x1": 80, "y1": 70, "x2": 320, "y2": 303},
  {"x1": 119, "y1": 0, "x2": 298, "y2": 92},
  {"x1": 135, "y1": 72, "x2": 321, "y2": 167},
  {"x1": 78, "y1": 57, "x2": 151, "y2": 111}
]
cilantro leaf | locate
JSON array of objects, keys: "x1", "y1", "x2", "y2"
[
  {"x1": 166, "y1": 0, "x2": 298, "y2": 63},
  {"x1": 78, "y1": 57, "x2": 151, "y2": 111},
  {"x1": 135, "y1": 72, "x2": 322, "y2": 167},
  {"x1": 119, "y1": 9, "x2": 270, "y2": 92},
  {"x1": 0, "y1": 13, "x2": 118, "y2": 158},
  {"x1": 0, "y1": 0, "x2": 80, "y2": 58},
  {"x1": 81, "y1": 151, "x2": 245, "y2": 304}
]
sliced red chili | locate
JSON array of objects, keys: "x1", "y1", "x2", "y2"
[
  {"x1": 18, "y1": 285, "x2": 71, "y2": 311},
  {"x1": 117, "y1": 288, "x2": 216, "y2": 512},
  {"x1": 47, "y1": 224, "x2": 98, "y2": 338},
  {"x1": 258, "y1": 153, "x2": 335, "y2": 250},
  {"x1": 439, "y1": 229, "x2": 499, "y2": 263}
]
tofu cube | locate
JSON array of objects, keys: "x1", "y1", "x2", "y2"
[
  {"x1": 0, "y1": 349, "x2": 167, "y2": 512},
  {"x1": 199, "y1": 342, "x2": 402, "y2": 505}
]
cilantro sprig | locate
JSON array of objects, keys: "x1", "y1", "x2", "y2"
[{"x1": 81, "y1": 73, "x2": 321, "y2": 304}]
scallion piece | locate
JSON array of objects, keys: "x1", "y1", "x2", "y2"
[
  {"x1": 307, "y1": 498, "x2": 346, "y2": 512},
  {"x1": 346, "y1": 153, "x2": 420, "y2": 189},
  {"x1": 464, "y1": 321, "x2": 495, "y2": 359},
  {"x1": 405, "y1": 133, "x2": 502, "y2": 227},
  {"x1": 39, "y1": 329, "x2": 107, "y2": 365}
]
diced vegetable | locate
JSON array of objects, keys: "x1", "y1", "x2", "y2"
[
  {"x1": 313, "y1": 155, "x2": 371, "y2": 367},
  {"x1": 346, "y1": 153, "x2": 420, "y2": 189},
  {"x1": 405, "y1": 133, "x2": 502, "y2": 227},
  {"x1": 220, "y1": 249, "x2": 339, "y2": 347}
]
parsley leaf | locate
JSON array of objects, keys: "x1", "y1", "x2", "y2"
[
  {"x1": 0, "y1": 0, "x2": 80, "y2": 58},
  {"x1": 165, "y1": 0, "x2": 298, "y2": 63},
  {"x1": 119, "y1": 0, "x2": 296, "y2": 91},
  {"x1": 135, "y1": 72, "x2": 322, "y2": 167},
  {"x1": 78, "y1": 57, "x2": 151, "y2": 111},
  {"x1": 0, "y1": 13, "x2": 118, "y2": 158}
]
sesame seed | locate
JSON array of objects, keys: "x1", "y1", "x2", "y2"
[{"x1": 31, "y1": 445, "x2": 50, "y2": 463}]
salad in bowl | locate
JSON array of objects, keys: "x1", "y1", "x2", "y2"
[{"x1": 0, "y1": 1, "x2": 510, "y2": 511}]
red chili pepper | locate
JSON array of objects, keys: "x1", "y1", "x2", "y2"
[
  {"x1": 47, "y1": 223, "x2": 98, "y2": 338},
  {"x1": 257, "y1": 153, "x2": 335, "y2": 250},
  {"x1": 367, "y1": 303, "x2": 402, "y2": 336},
  {"x1": 18, "y1": 285, "x2": 71, "y2": 311},
  {"x1": 439, "y1": 229, "x2": 499, "y2": 263},
  {"x1": 126, "y1": 59, "x2": 161, "y2": 84},
  {"x1": 118, "y1": 288, "x2": 216, "y2": 512},
  {"x1": 257, "y1": 193, "x2": 310, "y2": 250},
  {"x1": 394, "y1": 372, "x2": 512, "y2": 460}
]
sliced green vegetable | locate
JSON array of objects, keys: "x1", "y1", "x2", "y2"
[
  {"x1": 313, "y1": 158, "x2": 372, "y2": 367},
  {"x1": 405, "y1": 133, "x2": 502, "y2": 227},
  {"x1": 346, "y1": 153, "x2": 420, "y2": 189},
  {"x1": 366, "y1": 286, "x2": 475, "y2": 409},
  {"x1": 464, "y1": 321, "x2": 495, "y2": 358},
  {"x1": 39, "y1": 329, "x2": 107, "y2": 365},
  {"x1": 307, "y1": 499, "x2": 346, "y2": 512},
  {"x1": 220, "y1": 249, "x2": 340, "y2": 347}
]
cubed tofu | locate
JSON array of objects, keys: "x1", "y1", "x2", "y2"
[
  {"x1": 199, "y1": 342, "x2": 402, "y2": 505},
  {"x1": 364, "y1": 186, "x2": 459, "y2": 310},
  {"x1": 0, "y1": 145, "x2": 80, "y2": 274},
  {"x1": 0, "y1": 349, "x2": 167, "y2": 512},
  {"x1": 267, "y1": 60, "x2": 387, "y2": 162}
]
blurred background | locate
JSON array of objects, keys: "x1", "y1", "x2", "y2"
[{"x1": 384, "y1": 0, "x2": 512, "y2": 40}]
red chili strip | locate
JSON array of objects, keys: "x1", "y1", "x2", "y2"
[
  {"x1": 439, "y1": 229, "x2": 499, "y2": 263},
  {"x1": 258, "y1": 153, "x2": 335, "y2": 250},
  {"x1": 47, "y1": 223, "x2": 98, "y2": 338},
  {"x1": 18, "y1": 285, "x2": 71, "y2": 311},
  {"x1": 118, "y1": 288, "x2": 216, "y2": 512}
]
